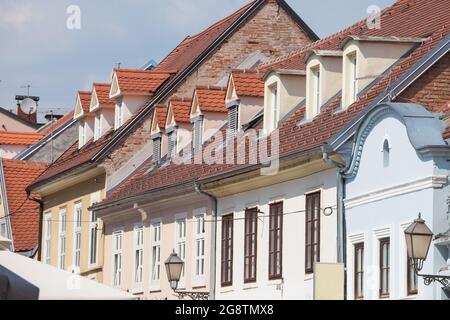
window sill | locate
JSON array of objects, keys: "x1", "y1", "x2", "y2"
[
  {"x1": 304, "y1": 273, "x2": 314, "y2": 281},
  {"x1": 149, "y1": 285, "x2": 161, "y2": 293},
  {"x1": 267, "y1": 278, "x2": 283, "y2": 286},
  {"x1": 131, "y1": 287, "x2": 144, "y2": 295},
  {"x1": 219, "y1": 286, "x2": 234, "y2": 294},
  {"x1": 243, "y1": 282, "x2": 258, "y2": 290}
]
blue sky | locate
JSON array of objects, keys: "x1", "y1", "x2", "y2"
[{"x1": 0, "y1": 0, "x2": 394, "y2": 120}]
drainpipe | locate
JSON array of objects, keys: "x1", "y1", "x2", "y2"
[
  {"x1": 194, "y1": 182, "x2": 218, "y2": 301},
  {"x1": 27, "y1": 190, "x2": 44, "y2": 261},
  {"x1": 322, "y1": 146, "x2": 347, "y2": 300}
]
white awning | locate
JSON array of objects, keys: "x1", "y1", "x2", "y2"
[{"x1": 0, "y1": 251, "x2": 134, "y2": 300}]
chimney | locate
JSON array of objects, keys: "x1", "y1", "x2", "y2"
[{"x1": 15, "y1": 95, "x2": 39, "y2": 124}]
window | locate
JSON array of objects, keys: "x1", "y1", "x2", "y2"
[
  {"x1": 0, "y1": 219, "x2": 7, "y2": 238},
  {"x1": 305, "y1": 192, "x2": 320, "y2": 274},
  {"x1": 383, "y1": 139, "x2": 390, "y2": 168},
  {"x1": 89, "y1": 191, "x2": 100, "y2": 267},
  {"x1": 407, "y1": 255, "x2": 418, "y2": 295},
  {"x1": 193, "y1": 213, "x2": 206, "y2": 284},
  {"x1": 354, "y1": 243, "x2": 364, "y2": 299},
  {"x1": 269, "y1": 202, "x2": 283, "y2": 279},
  {"x1": 221, "y1": 214, "x2": 233, "y2": 287},
  {"x1": 73, "y1": 202, "x2": 82, "y2": 269},
  {"x1": 44, "y1": 213, "x2": 52, "y2": 265},
  {"x1": 227, "y1": 105, "x2": 239, "y2": 140},
  {"x1": 193, "y1": 119, "x2": 203, "y2": 153},
  {"x1": 379, "y1": 238, "x2": 390, "y2": 298},
  {"x1": 349, "y1": 54, "x2": 357, "y2": 104},
  {"x1": 175, "y1": 216, "x2": 186, "y2": 285},
  {"x1": 313, "y1": 67, "x2": 321, "y2": 115},
  {"x1": 112, "y1": 230, "x2": 123, "y2": 287},
  {"x1": 151, "y1": 221, "x2": 162, "y2": 286},
  {"x1": 79, "y1": 119, "x2": 86, "y2": 147},
  {"x1": 94, "y1": 112, "x2": 102, "y2": 140},
  {"x1": 58, "y1": 208, "x2": 67, "y2": 270},
  {"x1": 114, "y1": 98, "x2": 123, "y2": 129},
  {"x1": 244, "y1": 208, "x2": 258, "y2": 283},
  {"x1": 134, "y1": 225, "x2": 144, "y2": 286},
  {"x1": 270, "y1": 85, "x2": 279, "y2": 130},
  {"x1": 153, "y1": 137, "x2": 161, "y2": 162},
  {"x1": 168, "y1": 130, "x2": 177, "y2": 159}
]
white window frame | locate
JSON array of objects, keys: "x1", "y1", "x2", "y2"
[
  {"x1": 112, "y1": 229, "x2": 123, "y2": 288},
  {"x1": 58, "y1": 208, "x2": 67, "y2": 270},
  {"x1": 44, "y1": 212, "x2": 52, "y2": 265},
  {"x1": 150, "y1": 219, "x2": 162, "y2": 290},
  {"x1": 313, "y1": 67, "x2": 321, "y2": 116},
  {"x1": 73, "y1": 202, "x2": 82, "y2": 270},
  {"x1": 88, "y1": 192, "x2": 100, "y2": 268},
  {"x1": 271, "y1": 84, "x2": 279, "y2": 130},
  {"x1": 0, "y1": 218, "x2": 7, "y2": 238},
  {"x1": 349, "y1": 54, "x2": 357, "y2": 104},
  {"x1": 133, "y1": 224, "x2": 144, "y2": 291},
  {"x1": 94, "y1": 111, "x2": 102, "y2": 141},
  {"x1": 79, "y1": 119, "x2": 86, "y2": 147},
  {"x1": 114, "y1": 98, "x2": 123, "y2": 129},
  {"x1": 175, "y1": 213, "x2": 187, "y2": 288},
  {"x1": 193, "y1": 210, "x2": 206, "y2": 287}
]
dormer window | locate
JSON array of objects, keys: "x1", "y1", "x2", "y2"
[
  {"x1": 153, "y1": 136, "x2": 161, "y2": 162},
  {"x1": 167, "y1": 129, "x2": 177, "y2": 159},
  {"x1": 79, "y1": 119, "x2": 86, "y2": 148},
  {"x1": 270, "y1": 85, "x2": 279, "y2": 130},
  {"x1": 312, "y1": 66, "x2": 321, "y2": 116},
  {"x1": 192, "y1": 118, "x2": 203, "y2": 153},
  {"x1": 227, "y1": 105, "x2": 239, "y2": 140},
  {"x1": 114, "y1": 98, "x2": 123, "y2": 129},
  {"x1": 349, "y1": 54, "x2": 357, "y2": 103},
  {"x1": 342, "y1": 51, "x2": 358, "y2": 109},
  {"x1": 94, "y1": 112, "x2": 102, "y2": 141}
]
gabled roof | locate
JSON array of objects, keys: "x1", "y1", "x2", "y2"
[
  {"x1": 111, "y1": 69, "x2": 173, "y2": 97},
  {"x1": 74, "y1": 91, "x2": 93, "y2": 119},
  {"x1": 153, "y1": 105, "x2": 168, "y2": 131},
  {"x1": 1, "y1": 159, "x2": 47, "y2": 252},
  {"x1": 93, "y1": 0, "x2": 450, "y2": 209},
  {"x1": 230, "y1": 69, "x2": 265, "y2": 98},
  {"x1": 0, "y1": 107, "x2": 42, "y2": 130},
  {"x1": 0, "y1": 132, "x2": 44, "y2": 146},
  {"x1": 193, "y1": 86, "x2": 227, "y2": 113},
  {"x1": 169, "y1": 97, "x2": 192, "y2": 124},
  {"x1": 91, "y1": 83, "x2": 115, "y2": 108}
]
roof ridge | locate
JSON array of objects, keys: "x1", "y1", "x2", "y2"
[
  {"x1": 196, "y1": 85, "x2": 227, "y2": 91},
  {"x1": 114, "y1": 68, "x2": 176, "y2": 75}
]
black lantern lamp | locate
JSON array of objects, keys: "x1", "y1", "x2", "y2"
[
  {"x1": 164, "y1": 251, "x2": 209, "y2": 300},
  {"x1": 404, "y1": 214, "x2": 450, "y2": 288}
]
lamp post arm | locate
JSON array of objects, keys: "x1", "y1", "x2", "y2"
[
  {"x1": 418, "y1": 273, "x2": 450, "y2": 288},
  {"x1": 174, "y1": 290, "x2": 210, "y2": 300}
]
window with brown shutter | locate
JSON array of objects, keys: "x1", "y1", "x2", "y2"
[
  {"x1": 221, "y1": 214, "x2": 233, "y2": 287},
  {"x1": 305, "y1": 192, "x2": 320, "y2": 274},
  {"x1": 269, "y1": 202, "x2": 283, "y2": 280},
  {"x1": 244, "y1": 208, "x2": 258, "y2": 283}
]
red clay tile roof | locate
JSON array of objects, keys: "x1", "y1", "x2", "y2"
[
  {"x1": 40, "y1": 111, "x2": 75, "y2": 136},
  {"x1": 93, "y1": 83, "x2": 115, "y2": 105},
  {"x1": 155, "y1": 105, "x2": 168, "y2": 130},
  {"x1": 114, "y1": 69, "x2": 173, "y2": 95},
  {"x1": 231, "y1": 70, "x2": 265, "y2": 97},
  {"x1": 195, "y1": 86, "x2": 227, "y2": 113},
  {"x1": 2, "y1": 159, "x2": 47, "y2": 252},
  {"x1": 78, "y1": 91, "x2": 92, "y2": 114},
  {"x1": 0, "y1": 132, "x2": 44, "y2": 146},
  {"x1": 170, "y1": 98, "x2": 192, "y2": 124},
  {"x1": 99, "y1": 2, "x2": 450, "y2": 206}
]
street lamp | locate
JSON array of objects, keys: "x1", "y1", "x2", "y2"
[
  {"x1": 164, "y1": 251, "x2": 209, "y2": 300},
  {"x1": 404, "y1": 214, "x2": 450, "y2": 288}
]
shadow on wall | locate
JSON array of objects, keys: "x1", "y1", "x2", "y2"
[{"x1": 0, "y1": 265, "x2": 40, "y2": 300}]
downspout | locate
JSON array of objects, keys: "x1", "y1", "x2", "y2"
[
  {"x1": 27, "y1": 190, "x2": 44, "y2": 261},
  {"x1": 322, "y1": 146, "x2": 347, "y2": 300},
  {"x1": 194, "y1": 181, "x2": 218, "y2": 301}
]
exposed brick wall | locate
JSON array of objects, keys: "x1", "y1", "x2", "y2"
[
  {"x1": 102, "y1": 1, "x2": 314, "y2": 175},
  {"x1": 399, "y1": 53, "x2": 450, "y2": 112}
]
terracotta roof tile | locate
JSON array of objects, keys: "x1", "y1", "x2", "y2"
[
  {"x1": 155, "y1": 105, "x2": 168, "y2": 130},
  {"x1": 196, "y1": 86, "x2": 227, "y2": 113},
  {"x1": 231, "y1": 70, "x2": 264, "y2": 97},
  {"x1": 78, "y1": 91, "x2": 92, "y2": 114},
  {"x1": 2, "y1": 159, "x2": 47, "y2": 252},
  {"x1": 114, "y1": 69, "x2": 173, "y2": 95},
  {"x1": 93, "y1": 83, "x2": 115, "y2": 105},
  {"x1": 0, "y1": 132, "x2": 44, "y2": 146},
  {"x1": 170, "y1": 97, "x2": 192, "y2": 124}
]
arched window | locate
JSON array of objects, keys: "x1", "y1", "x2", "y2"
[{"x1": 383, "y1": 139, "x2": 390, "y2": 168}]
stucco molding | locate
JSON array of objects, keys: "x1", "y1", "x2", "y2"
[
  {"x1": 344, "y1": 175, "x2": 449, "y2": 209},
  {"x1": 348, "y1": 233, "x2": 365, "y2": 244}
]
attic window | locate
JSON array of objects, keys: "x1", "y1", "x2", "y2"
[
  {"x1": 193, "y1": 118, "x2": 203, "y2": 153},
  {"x1": 153, "y1": 137, "x2": 161, "y2": 162},
  {"x1": 227, "y1": 105, "x2": 239, "y2": 140},
  {"x1": 168, "y1": 130, "x2": 177, "y2": 159},
  {"x1": 114, "y1": 98, "x2": 123, "y2": 129},
  {"x1": 343, "y1": 52, "x2": 358, "y2": 109},
  {"x1": 94, "y1": 112, "x2": 102, "y2": 141},
  {"x1": 383, "y1": 139, "x2": 390, "y2": 168},
  {"x1": 79, "y1": 119, "x2": 86, "y2": 148},
  {"x1": 312, "y1": 67, "x2": 321, "y2": 116},
  {"x1": 267, "y1": 83, "x2": 279, "y2": 131}
]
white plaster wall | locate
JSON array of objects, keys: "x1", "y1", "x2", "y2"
[
  {"x1": 215, "y1": 169, "x2": 337, "y2": 300},
  {"x1": 122, "y1": 96, "x2": 148, "y2": 125}
]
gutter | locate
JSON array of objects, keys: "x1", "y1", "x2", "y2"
[
  {"x1": 321, "y1": 145, "x2": 347, "y2": 300},
  {"x1": 27, "y1": 190, "x2": 44, "y2": 261},
  {"x1": 194, "y1": 182, "x2": 218, "y2": 301},
  {"x1": 92, "y1": 0, "x2": 266, "y2": 163}
]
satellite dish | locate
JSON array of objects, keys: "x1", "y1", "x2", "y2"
[{"x1": 20, "y1": 98, "x2": 37, "y2": 114}]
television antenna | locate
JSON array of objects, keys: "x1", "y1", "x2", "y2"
[{"x1": 20, "y1": 84, "x2": 33, "y2": 97}]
